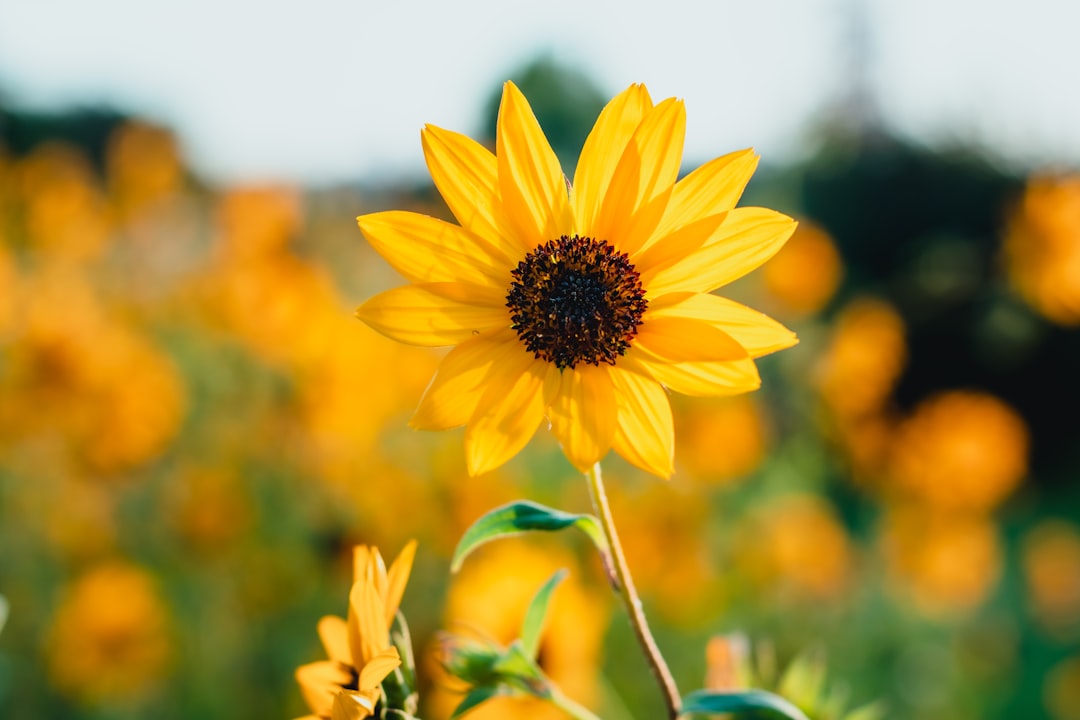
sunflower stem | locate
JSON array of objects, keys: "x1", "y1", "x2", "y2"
[
  {"x1": 585, "y1": 462, "x2": 681, "y2": 719},
  {"x1": 550, "y1": 685, "x2": 605, "y2": 720}
]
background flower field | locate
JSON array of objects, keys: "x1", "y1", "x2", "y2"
[{"x1": 1, "y1": 58, "x2": 1079, "y2": 720}]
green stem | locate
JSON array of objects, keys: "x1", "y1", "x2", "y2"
[
  {"x1": 550, "y1": 685, "x2": 605, "y2": 720},
  {"x1": 585, "y1": 462, "x2": 681, "y2": 719}
]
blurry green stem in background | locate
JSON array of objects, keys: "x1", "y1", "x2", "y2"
[{"x1": 585, "y1": 463, "x2": 681, "y2": 719}]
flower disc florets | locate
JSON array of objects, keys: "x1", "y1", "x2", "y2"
[{"x1": 506, "y1": 235, "x2": 648, "y2": 370}]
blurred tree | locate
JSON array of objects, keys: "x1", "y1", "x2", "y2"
[
  {"x1": 480, "y1": 55, "x2": 607, "y2": 175},
  {"x1": 795, "y1": 134, "x2": 1080, "y2": 484},
  {"x1": 0, "y1": 93, "x2": 128, "y2": 174}
]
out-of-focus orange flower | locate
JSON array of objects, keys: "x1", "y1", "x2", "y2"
[
  {"x1": 888, "y1": 391, "x2": 1028, "y2": 513},
  {"x1": 166, "y1": 465, "x2": 254, "y2": 551},
  {"x1": 217, "y1": 186, "x2": 303, "y2": 262},
  {"x1": 107, "y1": 121, "x2": 183, "y2": 218},
  {"x1": 817, "y1": 298, "x2": 906, "y2": 419},
  {"x1": 735, "y1": 495, "x2": 853, "y2": 603},
  {"x1": 16, "y1": 143, "x2": 112, "y2": 263},
  {"x1": 1044, "y1": 654, "x2": 1080, "y2": 720},
  {"x1": 428, "y1": 539, "x2": 608, "y2": 720},
  {"x1": 878, "y1": 507, "x2": 1002, "y2": 618},
  {"x1": 208, "y1": 253, "x2": 341, "y2": 371},
  {"x1": 1004, "y1": 173, "x2": 1080, "y2": 326},
  {"x1": 675, "y1": 395, "x2": 768, "y2": 485},
  {"x1": 298, "y1": 318, "x2": 438, "y2": 489},
  {"x1": 1022, "y1": 520, "x2": 1080, "y2": 637},
  {"x1": 704, "y1": 634, "x2": 751, "y2": 692},
  {"x1": 761, "y1": 220, "x2": 843, "y2": 316},
  {"x1": 0, "y1": 244, "x2": 16, "y2": 338},
  {"x1": 610, "y1": 481, "x2": 720, "y2": 624},
  {"x1": 1, "y1": 269, "x2": 185, "y2": 473},
  {"x1": 47, "y1": 561, "x2": 172, "y2": 703}
]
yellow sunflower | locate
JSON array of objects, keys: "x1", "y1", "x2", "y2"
[
  {"x1": 295, "y1": 541, "x2": 416, "y2": 720},
  {"x1": 357, "y1": 82, "x2": 797, "y2": 478}
]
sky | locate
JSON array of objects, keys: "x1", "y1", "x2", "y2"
[{"x1": 1, "y1": 0, "x2": 1078, "y2": 185}]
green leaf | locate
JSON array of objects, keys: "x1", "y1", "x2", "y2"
[
  {"x1": 0, "y1": 595, "x2": 6, "y2": 636},
  {"x1": 492, "y1": 640, "x2": 548, "y2": 689},
  {"x1": 680, "y1": 689, "x2": 811, "y2": 720},
  {"x1": 451, "y1": 686, "x2": 501, "y2": 718},
  {"x1": 451, "y1": 501, "x2": 610, "y2": 573},
  {"x1": 842, "y1": 701, "x2": 887, "y2": 720},
  {"x1": 521, "y1": 569, "x2": 567, "y2": 659},
  {"x1": 778, "y1": 648, "x2": 827, "y2": 708}
]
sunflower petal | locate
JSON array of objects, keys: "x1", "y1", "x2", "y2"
[
  {"x1": 411, "y1": 330, "x2": 521, "y2": 430},
  {"x1": 465, "y1": 352, "x2": 557, "y2": 476},
  {"x1": 357, "y1": 211, "x2": 508, "y2": 287},
  {"x1": 641, "y1": 208, "x2": 797, "y2": 295},
  {"x1": 628, "y1": 348, "x2": 761, "y2": 397},
  {"x1": 422, "y1": 124, "x2": 514, "y2": 255},
  {"x1": 609, "y1": 366, "x2": 674, "y2": 478},
  {"x1": 296, "y1": 661, "x2": 352, "y2": 717},
  {"x1": 548, "y1": 364, "x2": 616, "y2": 471},
  {"x1": 572, "y1": 83, "x2": 653, "y2": 234},
  {"x1": 331, "y1": 691, "x2": 377, "y2": 720},
  {"x1": 317, "y1": 615, "x2": 352, "y2": 665},
  {"x1": 634, "y1": 316, "x2": 749, "y2": 362},
  {"x1": 356, "y1": 283, "x2": 508, "y2": 347},
  {"x1": 648, "y1": 292, "x2": 798, "y2": 358},
  {"x1": 634, "y1": 213, "x2": 729, "y2": 279},
  {"x1": 348, "y1": 579, "x2": 389, "y2": 668},
  {"x1": 384, "y1": 540, "x2": 417, "y2": 627},
  {"x1": 648, "y1": 148, "x2": 759, "y2": 244},
  {"x1": 358, "y1": 647, "x2": 402, "y2": 691},
  {"x1": 594, "y1": 97, "x2": 685, "y2": 256},
  {"x1": 496, "y1": 81, "x2": 571, "y2": 252}
]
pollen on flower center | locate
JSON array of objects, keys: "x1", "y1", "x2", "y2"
[{"x1": 506, "y1": 235, "x2": 648, "y2": 370}]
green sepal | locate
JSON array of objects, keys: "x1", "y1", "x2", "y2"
[
  {"x1": 451, "y1": 686, "x2": 501, "y2": 719},
  {"x1": 451, "y1": 501, "x2": 610, "y2": 573},
  {"x1": 680, "y1": 689, "x2": 811, "y2": 720},
  {"x1": 842, "y1": 701, "x2": 888, "y2": 720},
  {"x1": 382, "y1": 611, "x2": 419, "y2": 714},
  {"x1": 521, "y1": 569, "x2": 567, "y2": 659}
]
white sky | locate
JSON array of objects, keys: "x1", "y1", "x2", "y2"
[{"x1": 1, "y1": 0, "x2": 1077, "y2": 184}]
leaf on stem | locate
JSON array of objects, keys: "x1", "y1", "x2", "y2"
[
  {"x1": 451, "y1": 501, "x2": 611, "y2": 573},
  {"x1": 679, "y1": 689, "x2": 811, "y2": 720},
  {"x1": 520, "y1": 569, "x2": 567, "y2": 660}
]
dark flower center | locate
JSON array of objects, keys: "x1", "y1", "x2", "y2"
[{"x1": 506, "y1": 235, "x2": 647, "y2": 370}]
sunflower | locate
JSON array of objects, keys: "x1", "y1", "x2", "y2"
[
  {"x1": 294, "y1": 541, "x2": 416, "y2": 720},
  {"x1": 357, "y1": 82, "x2": 797, "y2": 478}
]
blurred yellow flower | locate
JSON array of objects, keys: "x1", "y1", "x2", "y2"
[
  {"x1": 107, "y1": 121, "x2": 183, "y2": 218},
  {"x1": 216, "y1": 186, "x2": 304, "y2": 262},
  {"x1": 295, "y1": 541, "x2": 416, "y2": 720},
  {"x1": 428, "y1": 539, "x2": 608, "y2": 720},
  {"x1": 762, "y1": 220, "x2": 843, "y2": 316},
  {"x1": 0, "y1": 243, "x2": 15, "y2": 338},
  {"x1": 1, "y1": 268, "x2": 185, "y2": 473},
  {"x1": 889, "y1": 391, "x2": 1028, "y2": 513},
  {"x1": 16, "y1": 143, "x2": 112, "y2": 264},
  {"x1": 817, "y1": 297, "x2": 906, "y2": 419},
  {"x1": 879, "y1": 507, "x2": 1001, "y2": 618},
  {"x1": 1045, "y1": 655, "x2": 1080, "y2": 720},
  {"x1": 47, "y1": 561, "x2": 172, "y2": 703},
  {"x1": 1004, "y1": 173, "x2": 1080, "y2": 326},
  {"x1": 609, "y1": 481, "x2": 721, "y2": 623},
  {"x1": 675, "y1": 395, "x2": 769, "y2": 484},
  {"x1": 735, "y1": 495, "x2": 853, "y2": 603},
  {"x1": 1022, "y1": 520, "x2": 1080, "y2": 637},
  {"x1": 357, "y1": 81, "x2": 797, "y2": 478}
]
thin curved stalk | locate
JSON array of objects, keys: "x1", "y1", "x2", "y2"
[{"x1": 585, "y1": 462, "x2": 681, "y2": 719}]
